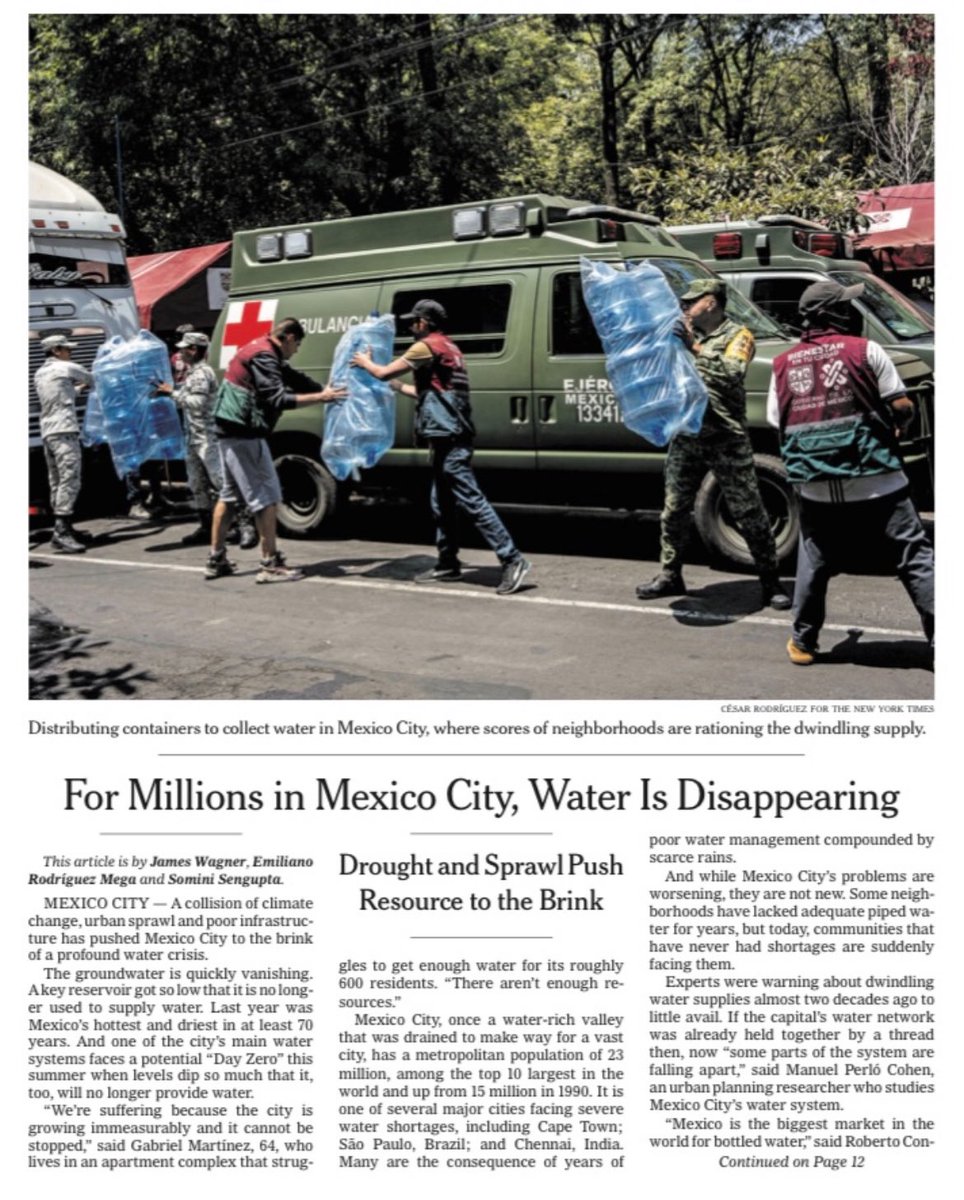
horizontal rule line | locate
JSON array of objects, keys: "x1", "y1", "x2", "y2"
[{"x1": 158, "y1": 753, "x2": 803, "y2": 757}]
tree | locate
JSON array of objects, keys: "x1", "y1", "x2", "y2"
[
  {"x1": 29, "y1": 14, "x2": 933, "y2": 250},
  {"x1": 629, "y1": 140, "x2": 868, "y2": 230}
]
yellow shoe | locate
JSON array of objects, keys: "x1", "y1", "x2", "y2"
[{"x1": 787, "y1": 637, "x2": 815, "y2": 666}]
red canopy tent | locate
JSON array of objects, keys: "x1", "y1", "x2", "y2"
[
  {"x1": 854, "y1": 183, "x2": 934, "y2": 273},
  {"x1": 128, "y1": 241, "x2": 232, "y2": 331}
]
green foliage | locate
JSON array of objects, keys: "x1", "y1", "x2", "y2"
[
  {"x1": 29, "y1": 13, "x2": 932, "y2": 252},
  {"x1": 629, "y1": 140, "x2": 873, "y2": 229}
]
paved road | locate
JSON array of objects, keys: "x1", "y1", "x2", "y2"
[{"x1": 27, "y1": 504, "x2": 933, "y2": 701}]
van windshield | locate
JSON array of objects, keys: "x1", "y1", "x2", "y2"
[
  {"x1": 830, "y1": 270, "x2": 933, "y2": 342},
  {"x1": 646, "y1": 258, "x2": 787, "y2": 340}
]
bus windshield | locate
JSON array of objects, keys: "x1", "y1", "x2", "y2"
[{"x1": 29, "y1": 238, "x2": 131, "y2": 289}]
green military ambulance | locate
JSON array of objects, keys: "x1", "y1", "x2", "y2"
[
  {"x1": 212, "y1": 196, "x2": 804, "y2": 567},
  {"x1": 669, "y1": 215, "x2": 934, "y2": 502}
]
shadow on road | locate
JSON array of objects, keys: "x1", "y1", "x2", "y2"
[
  {"x1": 820, "y1": 630, "x2": 933, "y2": 672},
  {"x1": 29, "y1": 603, "x2": 155, "y2": 700},
  {"x1": 662, "y1": 578, "x2": 776, "y2": 626}
]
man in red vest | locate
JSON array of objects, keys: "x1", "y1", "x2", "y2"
[
  {"x1": 769, "y1": 280, "x2": 934, "y2": 665},
  {"x1": 352, "y1": 299, "x2": 531, "y2": 595}
]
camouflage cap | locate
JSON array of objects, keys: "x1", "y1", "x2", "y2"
[
  {"x1": 176, "y1": 331, "x2": 210, "y2": 349},
  {"x1": 680, "y1": 278, "x2": 726, "y2": 303},
  {"x1": 40, "y1": 334, "x2": 78, "y2": 351},
  {"x1": 798, "y1": 279, "x2": 865, "y2": 317}
]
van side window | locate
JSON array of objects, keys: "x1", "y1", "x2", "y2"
[
  {"x1": 391, "y1": 284, "x2": 511, "y2": 355},
  {"x1": 552, "y1": 272, "x2": 603, "y2": 355}
]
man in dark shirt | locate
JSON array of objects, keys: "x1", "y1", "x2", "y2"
[
  {"x1": 207, "y1": 318, "x2": 344, "y2": 583},
  {"x1": 352, "y1": 299, "x2": 531, "y2": 595}
]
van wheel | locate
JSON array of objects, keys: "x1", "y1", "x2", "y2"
[
  {"x1": 274, "y1": 453, "x2": 337, "y2": 536},
  {"x1": 693, "y1": 453, "x2": 799, "y2": 569}
]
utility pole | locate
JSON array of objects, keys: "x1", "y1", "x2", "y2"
[{"x1": 114, "y1": 115, "x2": 125, "y2": 227}]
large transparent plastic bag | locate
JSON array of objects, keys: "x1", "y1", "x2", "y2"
[
  {"x1": 323, "y1": 314, "x2": 397, "y2": 481},
  {"x1": 580, "y1": 258, "x2": 707, "y2": 446},
  {"x1": 80, "y1": 388, "x2": 106, "y2": 447},
  {"x1": 92, "y1": 329, "x2": 183, "y2": 477}
]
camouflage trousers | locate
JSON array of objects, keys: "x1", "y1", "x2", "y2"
[
  {"x1": 43, "y1": 432, "x2": 82, "y2": 517},
  {"x1": 184, "y1": 427, "x2": 223, "y2": 514},
  {"x1": 659, "y1": 431, "x2": 777, "y2": 576}
]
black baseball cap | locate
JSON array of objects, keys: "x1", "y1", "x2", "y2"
[
  {"x1": 399, "y1": 299, "x2": 447, "y2": 326},
  {"x1": 798, "y1": 279, "x2": 865, "y2": 317}
]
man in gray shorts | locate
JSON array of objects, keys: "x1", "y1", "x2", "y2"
[{"x1": 208, "y1": 318, "x2": 345, "y2": 582}]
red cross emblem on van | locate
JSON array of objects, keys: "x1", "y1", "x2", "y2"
[{"x1": 219, "y1": 298, "x2": 278, "y2": 369}]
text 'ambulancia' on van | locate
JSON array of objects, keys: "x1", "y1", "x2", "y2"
[{"x1": 213, "y1": 195, "x2": 805, "y2": 569}]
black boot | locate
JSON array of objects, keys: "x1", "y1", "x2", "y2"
[
  {"x1": 181, "y1": 512, "x2": 213, "y2": 546},
  {"x1": 760, "y1": 574, "x2": 792, "y2": 610},
  {"x1": 51, "y1": 517, "x2": 86, "y2": 554},
  {"x1": 636, "y1": 569, "x2": 685, "y2": 600},
  {"x1": 238, "y1": 513, "x2": 258, "y2": 550}
]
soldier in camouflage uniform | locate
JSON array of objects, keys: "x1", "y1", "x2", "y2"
[
  {"x1": 156, "y1": 332, "x2": 227, "y2": 546},
  {"x1": 636, "y1": 279, "x2": 791, "y2": 609},
  {"x1": 33, "y1": 334, "x2": 93, "y2": 553}
]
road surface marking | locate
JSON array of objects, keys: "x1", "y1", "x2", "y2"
[{"x1": 28, "y1": 551, "x2": 926, "y2": 641}]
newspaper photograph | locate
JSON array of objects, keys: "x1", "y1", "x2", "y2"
[{"x1": 11, "y1": 7, "x2": 959, "y2": 1200}]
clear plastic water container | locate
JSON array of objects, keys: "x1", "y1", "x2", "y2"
[
  {"x1": 323, "y1": 314, "x2": 397, "y2": 481},
  {"x1": 92, "y1": 330, "x2": 179, "y2": 476},
  {"x1": 580, "y1": 258, "x2": 707, "y2": 446}
]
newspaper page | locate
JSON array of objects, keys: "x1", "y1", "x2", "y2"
[
  {"x1": 12, "y1": 5, "x2": 960, "y2": 1199},
  {"x1": 7, "y1": 699, "x2": 958, "y2": 1200}
]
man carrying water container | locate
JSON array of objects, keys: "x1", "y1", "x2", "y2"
[
  {"x1": 351, "y1": 299, "x2": 531, "y2": 595},
  {"x1": 206, "y1": 318, "x2": 345, "y2": 583},
  {"x1": 636, "y1": 279, "x2": 791, "y2": 610}
]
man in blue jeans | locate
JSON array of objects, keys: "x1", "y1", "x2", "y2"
[
  {"x1": 768, "y1": 280, "x2": 934, "y2": 664},
  {"x1": 352, "y1": 299, "x2": 531, "y2": 595}
]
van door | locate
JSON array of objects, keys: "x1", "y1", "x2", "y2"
[
  {"x1": 531, "y1": 265, "x2": 662, "y2": 504},
  {"x1": 380, "y1": 274, "x2": 536, "y2": 486}
]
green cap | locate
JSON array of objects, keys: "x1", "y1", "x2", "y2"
[{"x1": 680, "y1": 278, "x2": 726, "y2": 302}]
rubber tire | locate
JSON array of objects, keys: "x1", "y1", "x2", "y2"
[
  {"x1": 693, "y1": 453, "x2": 799, "y2": 570},
  {"x1": 273, "y1": 453, "x2": 338, "y2": 537}
]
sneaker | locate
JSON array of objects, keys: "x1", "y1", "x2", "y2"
[
  {"x1": 761, "y1": 576, "x2": 792, "y2": 610},
  {"x1": 786, "y1": 637, "x2": 816, "y2": 666},
  {"x1": 496, "y1": 556, "x2": 531, "y2": 595},
  {"x1": 127, "y1": 502, "x2": 156, "y2": 521},
  {"x1": 255, "y1": 552, "x2": 304, "y2": 584},
  {"x1": 636, "y1": 570, "x2": 686, "y2": 600},
  {"x1": 205, "y1": 551, "x2": 236, "y2": 580},
  {"x1": 415, "y1": 562, "x2": 462, "y2": 583}
]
